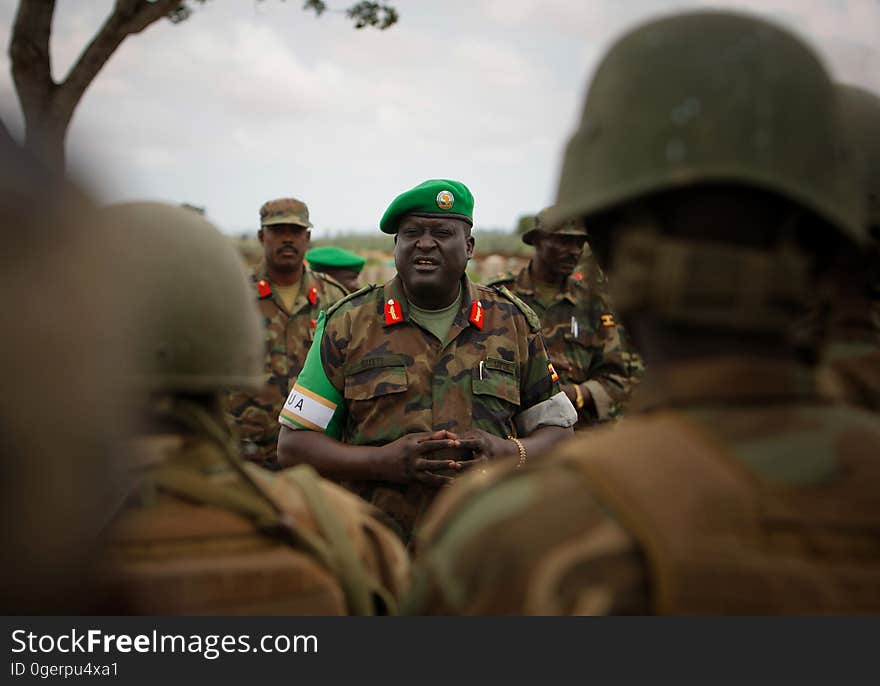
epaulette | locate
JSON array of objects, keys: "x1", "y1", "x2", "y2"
[
  {"x1": 308, "y1": 269, "x2": 347, "y2": 295},
  {"x1": 325, "y1": 283, "x2": 377, "y2": 318},
  {"x1": 492, "y1": 284, "x2": 542, "y2": 332},
  {"x1": 484, "y1": 271, "x2": 515, "y2": 287}
]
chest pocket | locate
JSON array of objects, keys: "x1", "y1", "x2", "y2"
[
  {"x1": 344, "y1": 355, "x2": 408, "y2": 400},
  {"x1": 472, "y1": 357, "x2": 520, "y2": 406}
]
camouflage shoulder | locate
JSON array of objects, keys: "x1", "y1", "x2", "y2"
[
  {"x1": 310, "y1": 269, "x2": 348, "y2": 298},
  {"x1": 325, "y1": 283, "x2": 379, "y2": 318},
  {"x1": 490, "y1": 284, "x2": 542, "y2": 332},
  {"x1": 484, "y1": 271, "x2": 516, "y2": 287}
]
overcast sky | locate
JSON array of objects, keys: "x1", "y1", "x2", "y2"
[{"x1": 1, "y1": 0, "x2": 878, "y2": 236}]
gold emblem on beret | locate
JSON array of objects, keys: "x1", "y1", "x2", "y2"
[{"x1": 436, "y1": 190, "x2": 455, "y2": 210}]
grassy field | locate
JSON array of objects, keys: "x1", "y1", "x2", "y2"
[{"x1": 231, "y1": 229, "x2": 533, "y2": 285}]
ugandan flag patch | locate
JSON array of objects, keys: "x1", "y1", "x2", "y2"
[
  {"x1": 601, "y1": 313, "x2": 616, "y2": 327},
  {"x1": 548, "y1": 362, "x2": 559, "y2": 383}
]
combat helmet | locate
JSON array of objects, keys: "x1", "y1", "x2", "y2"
[
  {"x1": 97, "y1": 202, "x2": 264, "y2": 393},
  {"x1": 551, "y1": 10, "x2": 865, "y2": 245}
]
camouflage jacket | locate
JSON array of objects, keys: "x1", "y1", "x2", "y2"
[
  {"x1": 102, "y1": 405, "x2": 410, "y2": 615},
  {"x1": 405, "y1": 356, "x2": 880, "y2": 615},
  {"x1": 279, "y1": 274, "x2": 576, "y2": 541},
  {"x1": 488, "y1": 262, "x2": 644, "y2": 425},
  {"x1": 224, "y1": 264, "x2": 346, "y2": 469}
]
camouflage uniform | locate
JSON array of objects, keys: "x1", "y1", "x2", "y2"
[
  {"x1": 280, "y1": 274, "x2": 574, "y2": 540},
  {"x1": 406, "y1": 359, "x2": 880, "y2": 614},
  {"x1": 224, "y1": 265, "x2": 346, "y2": 469},
  {"x1": 488, "y1": 263, "x2": 643, "y2": 424},
  {"x1": 97, "y1": 202, "x2": 409, "y2": 615},
  {"x1": 106, "y1": 401, "x2": 409, "y2": 615},
  {"x1": 405, "y1": 12, "x2": 880, "y2": 615}
]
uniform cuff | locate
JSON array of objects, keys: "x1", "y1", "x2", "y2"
[
  {"x1": 514, "y1": 391, "x2": 578, "y2": 435},
  {"x1": 584, "y1": 380, "x2": 613, "y2": 421}
]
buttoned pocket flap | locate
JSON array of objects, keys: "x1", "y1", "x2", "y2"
[
  {"x1": 344, "y1": 356, "x2": 408, "y2": 400},
  {"x1": 472, "y1": 357, "x2": 520, "y2": 405}
]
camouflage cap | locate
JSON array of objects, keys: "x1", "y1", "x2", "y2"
[
  {"x1": 522, "y1": 206, "x2": 588, "y2": 245},
  {"x1": 259, "y1": 197, "x2": 313, "y2": 229}
]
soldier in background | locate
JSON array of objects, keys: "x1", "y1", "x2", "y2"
[
  {"x1": 815, "y1": 84, "x2": 880, "y2": 411},
  {"x1": 488, "y1": 208, "x2": 644, "y2": 426},
  {"x1": 277, "y1": 179, "x2": 576, "y2": 543},
  {"x1": 224, "y1": 198, "x2": 346, "y2": 469},
  {"x1": 405, "y1": 11, "x2": 880, "y2": 615},
  {"x1": 100, "y1": 202, "x2": 409, "y2": 615},
  {"x1": 306, "y1": 245, "x2": 367, "y2": 293}
]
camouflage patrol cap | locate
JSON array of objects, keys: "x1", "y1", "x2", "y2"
[
  {"x1": 522, "y1": 206, "x2": 588, "y2": 246},
  {"x1": 380, "y1": 179, "x2": 474, "y2": 234},
  {"x1": 550, "y1": 10, "x2": 865, "y2": 245},
  {"x1": 259, "y1": 197, "x2": 313, "y2": 228}
]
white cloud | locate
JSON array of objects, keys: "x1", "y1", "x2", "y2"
[{"x1": 0, "y1": 0, "x2": 877, "y2": 233}]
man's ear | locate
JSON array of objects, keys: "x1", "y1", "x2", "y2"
[
  {"x1": 466, "y1": 233, "x2": 475, "y2": 260},
  {"x1": 258, "y1": 228, "x2": 265, "y2": 244}
]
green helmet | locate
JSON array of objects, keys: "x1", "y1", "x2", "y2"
[
  {"x1": 552, "y1": 10, "x2": 865, "y2": 245},
  {"x1": 837, "y1": 84, "x2": 880, "y2": 236},
  {"x1": 98, "y1": 202, "x2": 264, "y2": 393}
]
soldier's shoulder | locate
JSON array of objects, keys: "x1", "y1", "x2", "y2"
[
  {"x1": 325, "y1": 283, "x2": 380, "y2": 318},
  {"x1": 309, "y1": 269, "x2": 347, "y2": 297},
  {"x1": 484, "y1": 271, "x2": 515, "y2": 287},
  {"x1": 484, "y1": 283, "x2": 542, "y2": 332}
]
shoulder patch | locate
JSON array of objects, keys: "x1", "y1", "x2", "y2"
[
  {"x1": 492, "y1": 284, "x2": 542, "y2": 332},
  {"x1": 484, "y1": 271, "x2": 515, "y2": 287},
  {"x1": 325, "y1": 283, "x2": 377, "y2": 318}
]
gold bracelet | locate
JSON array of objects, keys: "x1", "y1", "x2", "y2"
[
  {"x1": 508, "y1": 435, "x2": 527, "y2": 470},
  {"x1": 573, "y1": 383, "x2": 585, "y2": 410}
]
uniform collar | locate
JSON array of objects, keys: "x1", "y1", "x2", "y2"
[
  {"x1": 383, "y1": 274, "x2": 481, "y2": 330},
  {"x1": 515, "y1": 261, "x2": 578, "y2": 305},
  {"x1": 629, "y1": 356, "x2": 822, "y2": 413},
  {"x1": 254, "y1": 262, "x2": 316, "y2": 313}
]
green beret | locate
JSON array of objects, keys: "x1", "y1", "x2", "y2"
[
  {"x1": 379, "y1": 179, "x2": 474, "y2": 234},
  {"x1": 306, "y1": 246, "x2": 366, "y2": 273}
]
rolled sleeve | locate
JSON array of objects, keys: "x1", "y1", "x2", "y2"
[{"x1": 514, "y1": 391, "x2": 578, "y2": 435}]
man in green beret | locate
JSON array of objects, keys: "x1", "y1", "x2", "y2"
[
  {"x1": 306, "y1": 245, "x2": 367, "y2": 293},
  {"x1": 224, "y1": 197, "x2": 347, "y2": 469},
  {"x1": 488, "y1": 207, "x2": 644, "y2": 427},
  {"x1": 276, "y1": 179, "x2": 576, "y2": 542}
]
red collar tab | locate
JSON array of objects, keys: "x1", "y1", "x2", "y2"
[
  {"x1": 257, "y1": 279, "x2": 272, "y2": 298},
  {"x1": 572, "y1": 271, "x2": 584, "y2": 282},
  {"x1": 310, "y1": 318, "x2": 317, "y2": 329},
  {"x1": 308, "y1": 285, "x2": 318, "y2": 306},
  {"x1": 469, "y1": 299, "x2": 484, "y2": 329},
  {"x1": 385, "y1": 298, "x2": 403, "y2": 326}
]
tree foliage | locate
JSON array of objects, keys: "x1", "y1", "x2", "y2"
[{"x1": 7, "y1": 0, "x2": 398, "y2": 170}]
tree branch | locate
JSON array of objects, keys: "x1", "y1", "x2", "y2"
[
  {"x1": 58, "y1": 0, "x2": 183, "y2": 121},
  {"x1": 9, "y1": 0, "x2": 56, "y2": 117}
]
